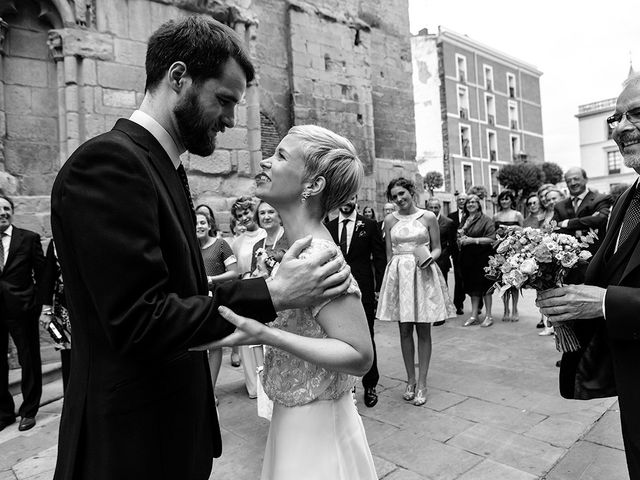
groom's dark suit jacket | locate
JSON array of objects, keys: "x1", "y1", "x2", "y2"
[
  {"x1": 51, "y1": 119, "x2": 276, "y2": 480},
  {"x1": 559, "y1": 183, "x2": 640, "y2": 476}
]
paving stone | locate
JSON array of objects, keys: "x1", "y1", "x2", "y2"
[
  {"x1": 0, "y1": 470, "x2": 16, "y2": 480},
  {"x1": 524, "y1": 414, "x2": 591, "y2": 448},
  {"x1": 546, "y1": 440, "x2": 629, "y2": 480},
  {"x1": 381, "y1": 468, "x2": 428, "y2": 479},
  {"x1": 373, "y1": 455, "x2": 398, "y2": 478},
  {"x1": 456, "y1": 459, "x2": 538, "y2": 480},
  {"x1": 447, "y1": 423, "x2": 565, "y2": 477},
  {"x1": 444, "y1": 397, "x2": 546, "y2": 434},
  {"x1": 12, "y1": 445, "x2": 56, "y2": 480},
  {"x1": 583, "y1": 410, "x2": 625, "y2": 451},
  {"x1": 372, "y1": 432, "x2": 481, "y2": 480},
  {"x1": 361, "y1": 416, "x2": 401, "y2": 446}
]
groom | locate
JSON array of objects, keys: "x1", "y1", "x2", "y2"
[{"x1": 51, "y1": 17, "x2": 350, "y2": 480}]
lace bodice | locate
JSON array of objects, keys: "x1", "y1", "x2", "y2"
[
  {"x1": 390, "y1": 210, "x2": 429, "y2": 255},
  {"x1": 262, "y1": 238, "x2": 360, "y2": 407}
]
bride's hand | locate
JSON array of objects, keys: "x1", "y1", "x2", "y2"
[{"x1": 189, "y1": 306, "x2": 269, "y2": 351}]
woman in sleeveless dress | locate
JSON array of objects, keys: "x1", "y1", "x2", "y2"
[
  {"x1": 197, "y1": 125, "x2": 377, "y2": 480},
  {"x1": 376, "y1": 178, "x2": 455, "y2": 406},
  {"x1": 493, "y1": 189, "x2": 524, "y2": 322}
]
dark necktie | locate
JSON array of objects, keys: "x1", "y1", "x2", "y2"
[
  {"x1": 618, "y1": 186, "x2": 640, "y2": 247},
  {"x1": 177, "y1": 164, "x2": 195, "y2": 213},
  {"x1": 340, "y1": 219, "x2": 349, "y2": 255},
  {"x1": 0, "y1": 233, "x2": 4, "y2": 274},
  {"x1": 572, "y1": 196, "x2": 580, "y2": 212}
]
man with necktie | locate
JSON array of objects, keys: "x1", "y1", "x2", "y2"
[
  {"x1": 552, "y1": 167, "x2": 611, "y2": 252},
  {"x1": 0, "y1": 194, "x2": 45, "y2": 432},
  {"x1": 538, "y1": 75, "x2": 640, "y2": 479},
  {"x1": 328, "y1": 194, "x2": 386, "y2": 407}
]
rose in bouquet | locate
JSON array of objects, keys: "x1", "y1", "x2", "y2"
[
  {"x1": 484, "y1": 223, "x2": 596, "y2": 352},
  {"x1": 253, "y1": 247, "x2": 280, "y2": 278}
]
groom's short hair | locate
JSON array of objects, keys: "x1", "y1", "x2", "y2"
[{"x1": 144, "y1": 15, "x2": 255, "y2": 92}]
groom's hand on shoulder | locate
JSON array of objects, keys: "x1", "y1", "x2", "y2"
[{"x1": 267, "y1": 235, "x2": 351, "y2": 311}]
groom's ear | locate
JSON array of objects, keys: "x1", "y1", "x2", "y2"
[{"x1": 168, "y1": 61, "x2": 189, "y2": 93}]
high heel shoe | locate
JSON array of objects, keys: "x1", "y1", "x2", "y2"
[
  {"x1": 403, "y1": 383, "x2": 416, "y2": 401},
  {"x1": 413, "y1": 388, "x2": 427, "y2": 406},
  {"x1": 464, "y1": 316, "x2": 480, "y2": 326},
  {"x1": 480, "y1": 316, "x2": 493, "y2": 327}
]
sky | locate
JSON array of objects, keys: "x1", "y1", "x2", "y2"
[{"x1": 408, "y1": 0, "x2": 640, "y2": 170}]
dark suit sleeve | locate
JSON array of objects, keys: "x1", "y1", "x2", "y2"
[
  {"x1": 370, "y1": 220, "x2": 386, "y2": 291},
  {"x1": 53, "y1": 141, "x2": 275, "y2": 356},
  {"x1": 604, "y1": 286, "x2": 640, "y2": 341},
  {"x1": 565, "y1": 194, "x2": 612, "y2": 232}
]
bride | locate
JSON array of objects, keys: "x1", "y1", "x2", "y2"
[{"x1": 199, "y1": 125, "x2": 377, "y2": 480}]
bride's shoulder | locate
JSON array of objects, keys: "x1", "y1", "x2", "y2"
[{"x1": 299, "y1": 237, "x2": 341, "y2": 258}]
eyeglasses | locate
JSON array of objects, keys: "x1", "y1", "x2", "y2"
[
  {"x1": 606, "y1": 106, "x2": 640, "y2": 129},
  {"x1": 527, "y1": 200, "x2": 539, "y2": 206}
]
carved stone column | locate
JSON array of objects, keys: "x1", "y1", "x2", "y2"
[{"x1": 47, "y1": 27, "x2": 113, "y2": 164}]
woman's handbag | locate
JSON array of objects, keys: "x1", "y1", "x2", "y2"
[{"x1": 414, "y1": 244, "x2": 433, "y2": 269}]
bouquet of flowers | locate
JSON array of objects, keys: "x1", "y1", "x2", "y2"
[
  {"x1": 484, "y1": 223, "x2": 596, "y2": 352},
  {"x1": 253, "y1": 247, "x2": 279, "y2": 278}
]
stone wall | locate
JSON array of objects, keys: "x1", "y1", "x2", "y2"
[{"x1": 0, "y1": 0, "x2": 416, "y2": 236}]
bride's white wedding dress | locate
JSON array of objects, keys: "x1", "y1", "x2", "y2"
[{"x1": 260, "y1": 239, "x2": 377, "y2": 480}]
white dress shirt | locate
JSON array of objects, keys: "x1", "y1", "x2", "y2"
[
  {"x1": 130, "y1": 110, "x2": 184, "y2": 170},
  {"x1": 0, "y1": 224, "x2": 11, "y2": 269},
  {"x1": 337, "y1": 210, "x2": 358, "y2": 254}
]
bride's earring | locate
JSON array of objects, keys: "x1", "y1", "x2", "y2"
[{"x1": 301, "y1": 190, "x2": 311, "y2": 203}]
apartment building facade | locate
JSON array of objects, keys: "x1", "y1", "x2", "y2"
[{"x1": 413, "y1": 27, "x2": 545, "y2": 202}]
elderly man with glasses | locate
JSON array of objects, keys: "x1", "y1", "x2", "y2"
[{"x1": 538, "y1": 74, "x2": 640, "y2": 480}]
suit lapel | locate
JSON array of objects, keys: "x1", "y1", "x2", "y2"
[
  {"x1": 113, "y1": 120, "x2": 206, "y2": 292},
  {"x1": 328, "y1": 219, "x2": 339, "y2": 244},
  {"x1": 575, "y1": 191, "x2": 594, "y2": 217},
  {"x1": 347, "y1": 215, "x2": 363, "y2": 257},
  {"x1": 3, "y1": 227, "x2": 23, "y2": 273}
]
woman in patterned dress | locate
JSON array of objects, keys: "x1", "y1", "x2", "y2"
[
  {"x1": 197, "y1": 125, "x2": 377, "y2": 480},
  {"x1": 376, "y1": 178, "x2": 455, "y2": 406}
]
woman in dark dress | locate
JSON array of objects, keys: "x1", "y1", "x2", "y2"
[
  {"x1": 493, "y1": 190, "x2": 524, "y2": 322},
  {"x1": 459, "y1": 195, "x2": 496, "y2": 327}
]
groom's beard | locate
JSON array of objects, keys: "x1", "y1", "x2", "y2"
[{"x1": 174, "y1": 88, "x2": 218, "y2": 157}]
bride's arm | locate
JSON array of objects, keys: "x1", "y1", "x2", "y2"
[{"x1": 193, "y1": 295, "x2": 373, "y2": 377}]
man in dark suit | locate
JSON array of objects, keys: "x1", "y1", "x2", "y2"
[
  {"x1": 378, "y1": 202, "x2": 396, "y2": 239},
  {"x1": 51, "y1": 17, "x2": 349, "y2": 480},
  {"x1": 449, "y1": 193, "x2": 467, "y2": 314},
  {"x1": 426, "y1": 198, "x2": 457, "y2": 282},
  {"x1": 0, "y1": 195, "x2": 45, "y2": 433},
  {"x1": 328, "y1": 194, "x2": 386, "y2": 407},
  {"x1": 553, "y1": 167, "x2": 612, "y2": 251},
  {"x1": 538, "y1": 76, "x2": 640, "y2": 479}
]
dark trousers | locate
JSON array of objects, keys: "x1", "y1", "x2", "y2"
[
  {"x1": 0, "y1": 310, "x2": 42, "y2": 420},
  {"x1": 362, "y1": 302, "x2": 379, "y2": 389},
  {"x1": 60, "y1": 349, "x2": 71, "y2": 393},
  {"x1": 453, "y1": 263, "x2": 465, "y2": 311}
]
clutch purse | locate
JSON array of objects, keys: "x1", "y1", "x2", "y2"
[{"x1": 414, "y1": 244, "x2": 433, "y2": 269}]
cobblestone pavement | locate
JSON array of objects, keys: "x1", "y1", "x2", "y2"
[{"x1": 0, "y1": 289, "x2": 629, "y2": 479}]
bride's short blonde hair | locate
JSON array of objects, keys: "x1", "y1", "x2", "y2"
[{"x1": 288, "y1": 125, "x2": 363, "y2": 216}]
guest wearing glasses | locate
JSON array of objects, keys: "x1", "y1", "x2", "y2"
[{"x1": 523, "y1": 193, "x2": 544, "y2": 228}]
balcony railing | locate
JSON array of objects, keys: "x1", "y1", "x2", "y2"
[
  {"x1": 459, "y1": 72, "x2": 466, "y2": 83},
  {"x1": 459, "y1": 108, "x2": 468, "y2": 119},
  {"x1": 509, "y1": 87, "x2": 515, "y2": 98},
  {"x1": 486, "y1": 79, "x2": 493, "y2": 91},
  {"x1": 490, "y1": 150, "x2": 497, "y2": 162},
  {"x1": 488, "y1": 114, "x2": 495, "y2": 126},
  {"x1": 510, "y1": 120, "x2": 519, "y2": 130}
]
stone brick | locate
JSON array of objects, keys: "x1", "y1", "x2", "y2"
[
  {"x1": 20, "y1": 173, "x2": 57, "y2": 196},
  {"x1": 82, "y1": 59, "x2": 97, "y2": 85},
  {"x1": 4, "y1": 141, "x2": 56, "y2": 175},
  {"x1": 0, "y1": 171, "x2": 18, "y2": 195},
  {"x1": 95, "y1": 0, "x2": 129, "y2": 37},
  {"x1": 13, "y1": 196, "x2": 51, "y2": 215},
  {"x1": 4, "y1": 85, "x2": 31, "y2": 115},
  {"x1": 85, "y1": 114, "x2": 107, "y2": 139},
  {"x1": 189, "y1": 150, "x2": 232, "y2": 175},
  {"x1": 236, "y1": 150, "x2": 252, "y2": 176},
  {"x1": 31, "y1": 88, "x2": 58, "y2": 117},
  {"x1": 65, "y1": 84, "x2": 79, "y2": 112},
  {"x1": 127, "y1": 0, "x2": 152, "y2": 41},
  {"x1": 97, "y1": 63, "x2": 145, "y2": 92},
  {"x1": 4, "y1": 57, "x2": 48, "y2": 87},
  {"x1": 6, "y1": 116, "x2": 58, "y2": 143},
  {"x1": 7, "y1": 28, "x2": 49, "y2": 59},
  {"x1": 216, "y1": 127, "x2": 249, "y2": 150},
  {"x1": 93, "y1": 87, "x2": 137, "y2": 117},
  {"x1": 50, "y1": 28, "x2": 115, "y2": 61},
  {"x1": 102, "y1": 88, "x2": 137, "y2": 108},
  {"x1": 114, "y1": 39, "x2": 147, "y2": 66}
]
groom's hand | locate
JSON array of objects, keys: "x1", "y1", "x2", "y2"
[
  {"x1": 267, "y1": 235, "x2": 350, "y2": 311},
  {"x1": 536, "y1": 285, "x2": 605, "y2": 323},
  {"x1": 190, "y1": 306, "x2": 269, "y2": 351}
]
